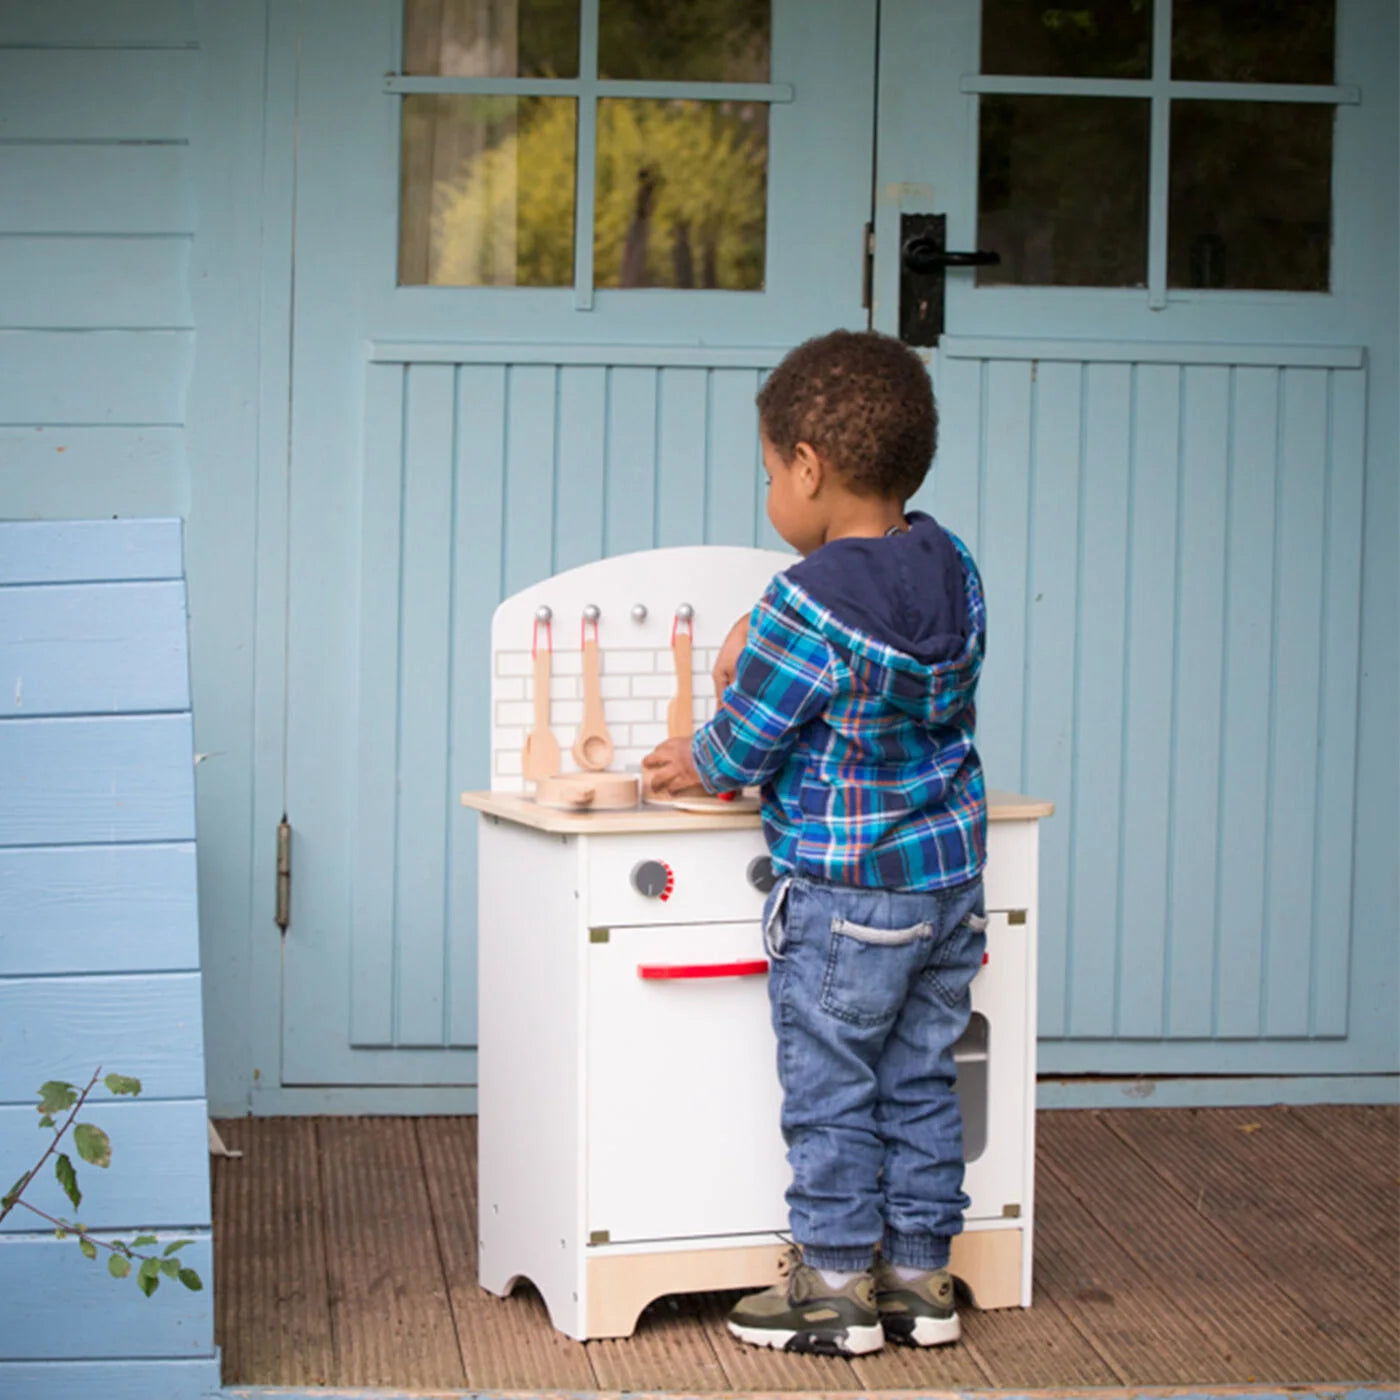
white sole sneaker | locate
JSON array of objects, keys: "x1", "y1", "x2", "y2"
[
  {"x1": 888, "y1": 1311, "x2": 961, "y2": 1347},
  {"x1": 728, "y1": 1319, "x2": 886, "y2": 1356}
]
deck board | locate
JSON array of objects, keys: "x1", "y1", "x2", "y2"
[
  {"x1": 211, "y1": 1118, "x2": 335, "y2": 1387},
  {"x1": 316, "y1": 1118, "x2": 466, "y2": 1387},
  {"x1": 413, "y1": 1117, "x2": 597, "y2": 1392},
  {"x1": 212, "y1": 1106, "x2": 1400, "y2": 1391},
  {"x1": 1103, "y1": 1107, "x2": 1400, "y2": 1374},
  {"x1": 1037, "y1": 1111, "x2": 1377, "y2": 1382}
]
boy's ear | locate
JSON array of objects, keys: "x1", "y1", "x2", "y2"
[{"x1": 792, "y1": 441, "x2": 824, "y2": 498}]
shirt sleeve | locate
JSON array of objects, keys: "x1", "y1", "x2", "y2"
[{"x1": 690, "y1": 586, "x2": 835, "y2": 792}]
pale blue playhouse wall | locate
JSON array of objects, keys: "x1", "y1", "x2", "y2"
[
  {"x1": 0, "y1": 0, "x2": 1396, "y2": 1131},
  {"x1": 0, "y1": 520, "x2": 218, "y2": 1396}
]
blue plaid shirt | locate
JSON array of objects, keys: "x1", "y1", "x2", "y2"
[{"x1": 691, "y1": 530, "x2": 986, "y2": 891}]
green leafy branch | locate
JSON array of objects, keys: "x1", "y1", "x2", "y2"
[{"x1": 0, "y1": 1066, "x2": 203, "y2": 1298}]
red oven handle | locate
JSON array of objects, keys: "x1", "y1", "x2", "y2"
[{"x1": 638, "y1": 959, "x2": 770, "y2": 980}]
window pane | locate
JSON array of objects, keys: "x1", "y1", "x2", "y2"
[
  {"x1": 399, "y1": 96, "x2": 577, "y2": 286},
  {"x1": 981, "y1": 0, "x2": 1151, "y2": 79},
  {"x1": 1172, "y1": 0, "x2": 1334, "y2": 83},
  {"x1": 598, "y1": 0, "x2": 770, "y2": 82},
  {"x1": 977, "y1": 96, "x2": 1150, "y2": 286},
  {"x1": 403, "y1": 0, "x2": 579, "y2": 79},
  {"x1": 593, "y1": 100, "x2": 767, "y2": 290},
  {"x1": 1169, "y1": 102, "x2": 1331, "y2": 290}
]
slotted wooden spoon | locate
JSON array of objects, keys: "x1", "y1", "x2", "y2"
[{"x1": 522, "y1": 646, "x2": 560, "y2": 781}]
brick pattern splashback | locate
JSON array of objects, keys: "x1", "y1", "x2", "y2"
[{"x1": 493, "y1": 644, "x2": 721, "y2": 786}]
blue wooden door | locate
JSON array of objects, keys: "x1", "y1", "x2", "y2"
[
  {"x1": 874, "y1": 0, "x2": 1396, "y2": 1082},
  {"x1": 278, "y1": 0, "x2": 878, "y2": 1090}
]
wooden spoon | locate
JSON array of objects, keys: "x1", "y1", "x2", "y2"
[
  {"x1": 572, "y1": 634, "x2": 614, "y2": 771},
  {"x1": 521, "y1": 647, "x2": 560, "y2": 781},
  {"x1": 667, "y1": 628, "x2": 694, "y2": 739}
]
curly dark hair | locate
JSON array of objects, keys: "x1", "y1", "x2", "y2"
[{"x1": 756, "y1": 330, "x2": 937, "y2": 500}]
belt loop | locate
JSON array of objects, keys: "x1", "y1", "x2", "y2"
[{"x1": 763, "y1": 876, "x2": 792, "y2": 961}]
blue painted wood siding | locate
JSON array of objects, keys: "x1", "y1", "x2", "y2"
[
  {"x1": 348, "y1": 342, "x2": 1371, "y2": 1079},
  {"x1": 340, "y1": 348, "x2": 783, "y2": 1054},
  {"x1": 927, "y1": 344, "x2": 1366, "y2": 1070},
  {"x1": 0, "y1": 520, "x2": 217, "y2": 1395},
  {"x1": 0, "y1": 2, "x2": 195, "y2": 521}
]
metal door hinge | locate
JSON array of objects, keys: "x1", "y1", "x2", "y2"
[
  {"x1": 1007, "y1": 909, "x2": 1027, "y2": 926},
  {"x1": 1002, "y1": 1203, "x2": 1021, "y2": 1219},
  {"x1": 861, "y1": 221, "x2": 874, "y2": 311},
  {"x1": 589, "y1": 927, "x2": 610, "y2": 944},
  {"x1": 589, "y1": 1229, "x2": 610, "y2": 1244},
  {"x1": 275, "y1": 817, "x2": 291, "y2": 932}
]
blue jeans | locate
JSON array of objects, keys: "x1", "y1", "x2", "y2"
[{"x1": 763, "y1": 874, "x2": 986, "y2": 1273}]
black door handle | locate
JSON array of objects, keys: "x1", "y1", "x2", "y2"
[{"x1": 902, "y1": 237, "x2": 1001, "y2": 276}]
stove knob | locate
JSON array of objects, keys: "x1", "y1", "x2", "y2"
[
  {"x1": 631, "y1": 860, "x2": 671, "y2": 898},
  {"x1": 747, "y1": 856, "x2": 777, "y2": 893}
]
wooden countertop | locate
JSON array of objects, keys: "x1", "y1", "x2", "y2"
[{"x1": 460, "y1": 788, "x2": 1054, "y2": 836}]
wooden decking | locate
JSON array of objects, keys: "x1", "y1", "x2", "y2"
[{"x1": 212, "y1": 1105, "x2": 1399, "y2": 1392}]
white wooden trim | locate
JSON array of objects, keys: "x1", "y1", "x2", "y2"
[{"x1": 940, "y1": 338, "x2": 1365, "y2": 368}]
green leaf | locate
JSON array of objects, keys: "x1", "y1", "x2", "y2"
[
  {"x1": 178, "y1": 1267, "x2": 204, "y2": 1292},
  {"x1": 108, "y1": 1254, "x2": 131, "y2": 1279},
  {"x1": 162, "y1": 1239, "x2": 193, "y2": 1257},
  {"x1": 137, "y1": 1268, "x2": 160, "y2": 1298},
  {"x1": 2, "y1": 1173, "x2": 27, "y2": 1210},
  {"x1": 73, "y1": 1122, "x2": 112, "y2": 1169},
  {"x1": 37, "y1": 1081, "x2": 78, "y2": 1115},
  {"x1": 131, "y1": 1234, "x2": 158, "y2": 1247},
  {"x1": 104, "y1": 1074, "x2": 142, "y2": 1097},
  {"x1": 37, "y1": 1114, "x2": 55, "y2": 1130},
  {"x1": 55, "y1": 1154, "x2": 81, "y2": 1211},
  {"x1": 54, "y1": 1225, "x2": 69, "y2": 1240},
  {"x1": 79, "y1": 1237, "x2": 97, "y2": 1261}
]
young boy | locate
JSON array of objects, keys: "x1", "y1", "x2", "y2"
[{"x1": 642, "y1": 330, "x2": 987, "y2": 1358}]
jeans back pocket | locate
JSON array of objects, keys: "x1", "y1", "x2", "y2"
[{"x1": 819, "y1": 917, "x2": 933, "y2": 1028}]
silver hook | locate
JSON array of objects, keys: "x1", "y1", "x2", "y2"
[
  {"x1": 582, "y1": 603, "x2": 600, "y2": 622},
  {"x1": 631, "y1": 603, "x2": 648, "y2": 623},
  {"x1": 534, "y1": 604, "x2": 553, "y2": 623},
  {"x1": 676, "y1": 602, "x2": 694, "y2": 622}
]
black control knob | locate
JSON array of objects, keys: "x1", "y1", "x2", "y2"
[
  {"x1": 747, "y1": 856, "x2": 776, "y2": 893},
  {"x1": 631, "y1": 860, "x2": 671, "y2": 898}
]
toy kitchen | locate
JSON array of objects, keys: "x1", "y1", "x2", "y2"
[{"x1": 460, "y1": 545, "x2": 1053, "y2": 1341}]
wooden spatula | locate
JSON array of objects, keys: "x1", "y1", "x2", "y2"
[
  {"x1": 572, "y1": 633, "x2": 614, "y2": 771},
  {"x1": 522, "y1": 647, "x2": 560, "y2": 781},
  {"x1": 667, "y1": 627, "x2": 694, "y2": 739}
]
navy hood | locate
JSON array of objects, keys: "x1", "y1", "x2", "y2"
[{"x1": 784, "y1": 512, "x2": 975, "y2": 667}]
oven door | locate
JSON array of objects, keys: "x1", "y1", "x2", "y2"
[{"x1": 586, "y1": 920, "x2": 789, "y2": 1245}]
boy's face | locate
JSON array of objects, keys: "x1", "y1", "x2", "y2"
[{"x1": 762, "y1": 432, "x2": 826, "y2": 556}]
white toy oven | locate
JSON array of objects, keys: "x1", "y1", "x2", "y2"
[{"x1": 461, "y1": 546, "x2": 1050, "y2": 1340}]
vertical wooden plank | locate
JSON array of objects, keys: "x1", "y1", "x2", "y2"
[
  {"x1": 1021, "y1": 361, "x2": 1081, "y2": 1040},
  {"x1": 1164, "y1": 366, "x2": 1229, "y2": 1037},
  {"x1": 655, "y1": 368, "x2": 709, "y2": 549},
  {"x1": 554, "y1": 367, "x2": 608, "y2": 573},
  {"x1": 1264, "y1": 369, "x2": 1328, "y2": 1038},
  {"x1": 447, "y1": 365, "x2": 507, "y2": 1048},
  {"x1": 977, "y1": 359, "x2": 1032, "y2": 787},
  {"x1": 706, "y1": 370, "x2": 761, "y2": 547},
  {"x1": 395, "y1": 364, "x2": 455, "y2": 1047},
  {"x1": 924, "y1": 354, "x2": 981, "y2": 545},
  {"x1": 605, "y1": 368, "x2": 658, "y2": 557},
  {"x1": 1214, "y1": 367, "x2": 1278, "y2": 1039},
  {"x1": 1311, "y1": 369, "x2": 1366, "y2": 1036},
  {"x1": 502, "y1": 365, "x2": 557, "y2": 595},
  {"x1": 1067, "y1": 363, "x2": 1131, "y2": 1036},
  {"x1": 349, "y1": 364, "x2": 404, "y2": 1048},
  {"x1": 1115, "y1": 365, "x2": 1180, "y2": 1037}
]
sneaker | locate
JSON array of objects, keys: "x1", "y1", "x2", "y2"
[
  {"x1": 872, "y1": 1259, "x2": 961, "y2": 1347},
  {"x1": 727, "y1": 1250, "x2": 884, "y2": 1356}
]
